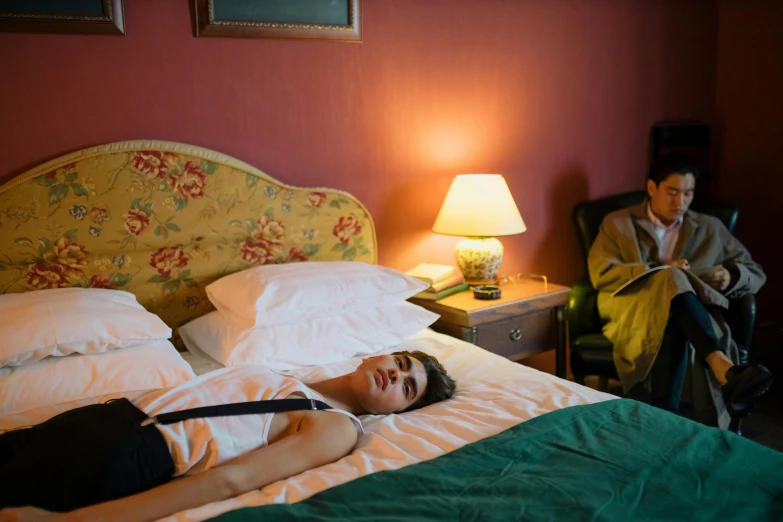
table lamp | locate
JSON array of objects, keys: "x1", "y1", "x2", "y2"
[{"x1": 432, "y1": 174, "x2": 526, "y2": 284}]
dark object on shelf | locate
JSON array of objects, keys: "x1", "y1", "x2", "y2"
[{"x1": 473, "y1": 285, "x2": 501, "y2": 300}]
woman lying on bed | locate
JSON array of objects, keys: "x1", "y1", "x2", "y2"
[{"x1": 0, "y1": 350, "x2": 456, "y2": 522}]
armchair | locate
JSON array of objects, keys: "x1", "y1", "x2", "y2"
[{"x1": 568, "y1": 191, "x2": 756, "y2": 390}]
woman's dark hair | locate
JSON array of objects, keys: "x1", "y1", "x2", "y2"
[
  {"x1": 648, "y1": 152, "x2": 700, "y2": 186},
  {"x1": 392, "y1": 350, "x2": 456, "y2": 411}
]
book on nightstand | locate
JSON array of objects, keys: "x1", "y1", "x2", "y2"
[
  {"x1": 427, "y1": 272, "x2": 465, "y2": 292},
  {"x1": 405, "y1": 263, "x2": 456, "y2": 285},
  {"x1": 412, "y1": 282, "x2": 470, "y2": 301}
]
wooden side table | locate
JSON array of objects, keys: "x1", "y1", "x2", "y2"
[{"x1": 410, "y1": 281, "x2": 570, "y2": 378}]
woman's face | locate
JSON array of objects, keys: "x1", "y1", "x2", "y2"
[{"x1": 352, "y1": 353, "x2": 428, "y2": 415}]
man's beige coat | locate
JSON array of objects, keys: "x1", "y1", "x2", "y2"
[{"x1": 588, "y1": 202, "x2": 766, "y2": 428}]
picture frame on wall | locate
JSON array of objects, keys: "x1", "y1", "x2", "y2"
[
  {"x1": 0, "y1": 0, "x2": 125, "y2": 35},
  {"x1": 194, "y1": 0, "x2": 361, "y2": 42}
]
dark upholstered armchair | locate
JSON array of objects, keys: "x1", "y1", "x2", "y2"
[{"x1": 568, "y1": 191, "x2": 756, "y2": 390}]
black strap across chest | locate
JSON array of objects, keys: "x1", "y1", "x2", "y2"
[{"x1": 142, "y1": 398, "x2": 332, "y2": 426}]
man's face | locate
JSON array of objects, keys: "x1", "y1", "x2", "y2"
[
  {"x1": 352, "y1": 353, "x2": 428, "y2": 415},
  {"x1": 647, "y1": 172, "x2": 696, "y2": 224}
]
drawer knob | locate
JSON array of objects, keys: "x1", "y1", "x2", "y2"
[{"x1": 509, "y1": 328, "x2": 522, "y2": 341}]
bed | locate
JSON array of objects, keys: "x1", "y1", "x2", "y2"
[{"x1": 1, "y1": 141, "x2": 781, "y2": 521}]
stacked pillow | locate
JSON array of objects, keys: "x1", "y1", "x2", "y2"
[
  {"x1": 181, "y1": 261, "x2": 439, "y2": 370},
  {"x1": 0, "y1": 288, "x2": 195, "y2": 418}
]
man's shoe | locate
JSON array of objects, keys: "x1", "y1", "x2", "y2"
[
  {"x1": 722, "y1": 364, "x2": 773, "y2": 412},
  {"x1": 726, "y1": 398, "x2": 754, "y2": 420}
]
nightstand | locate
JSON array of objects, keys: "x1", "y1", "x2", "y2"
[{"x1": 410, "y1": 281, "x2": 570, "y2": 378}]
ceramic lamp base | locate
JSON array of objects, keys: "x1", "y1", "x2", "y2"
[{"x1": 455, "y1": 236, "x2": 503, "y2": 285}]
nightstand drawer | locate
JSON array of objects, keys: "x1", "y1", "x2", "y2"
[
  {"x1": 474, "y1": 309, "x2": 555, "y2": 361},
  {"x1": 411, "y1": 280, "x2": 569, "y2": 377}
]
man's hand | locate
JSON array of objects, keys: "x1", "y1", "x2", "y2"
[
  {"x1": 671, "y1": 259, "x2": 690, "y2": 270},
  {"x1": 701, "y1": 265, "x2": 731, "y2": 292},
  {"x1": 0, "y1": 507, "x2": 65, "y2": 522}
]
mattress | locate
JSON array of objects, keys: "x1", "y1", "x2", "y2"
[{"x1": 164, "y1": 329, "x2": 616, "y2": 521}]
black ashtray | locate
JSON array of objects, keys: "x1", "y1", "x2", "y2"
[{"x1": 473, "y1": 285, "x2": 501, "y2": 300}]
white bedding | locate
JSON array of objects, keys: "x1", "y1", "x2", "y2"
[
  {"x1": 180, "y1": 349, "x2": 224, "y2": 378},
  {"x1": 165, "y1": 329, "x2": 616, "y2": 522},
  {"x1": 0, "y1": 340, "x2": 195, "y2": 431}
]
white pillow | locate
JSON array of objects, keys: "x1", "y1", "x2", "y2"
[
  {"x1": 205, "y1": 261, "x2": 428, "y2": 328},
  {"x1": 0, "y1": 339, "x2": 195, "y2": 415},
  {"x1": 0, "y1": 287, "x2": 172, "y2": 368},
  {"x1": 1, "y1": 390, "x2": 154, "y2": 434},
  {"x1": 179, "y1": 301, "x2": 439, "y2": 369}
]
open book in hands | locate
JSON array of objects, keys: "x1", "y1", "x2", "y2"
[
  {"x1": 610, "y1": 265, "x2": 669, "y2": 297},
  {"x1": 610, "y1": 264, "x2": 729, "y2": 297}
]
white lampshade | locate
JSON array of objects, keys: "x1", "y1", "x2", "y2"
[{"x1": 432, "y1": 174, "x2": 526, "y2": 237}]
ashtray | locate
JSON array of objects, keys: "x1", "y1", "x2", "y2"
[{"x1": 473, "y1": 285, "x2": 501, "y2": 300}]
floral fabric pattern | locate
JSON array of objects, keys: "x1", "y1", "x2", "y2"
[{"x1": 0, "y1": 142, "x2": 376, "y2": 344}]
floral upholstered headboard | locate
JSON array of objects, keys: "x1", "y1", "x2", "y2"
[{"x1": 0, "y1": 141, "x2": 376, "y2": 344}]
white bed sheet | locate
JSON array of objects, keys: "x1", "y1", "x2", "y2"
[
  {"x1": 164, "y1": 329, "x2": 616, "y2": 522},
  {"x1": 179, "y1": 349, "x2": 224, "y2": 377}
]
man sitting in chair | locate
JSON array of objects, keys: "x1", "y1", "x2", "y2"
[{"x1": 588, "y1": 152, "x2": 772, "y2": 429}]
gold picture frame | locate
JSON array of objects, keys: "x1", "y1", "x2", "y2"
[
  {"x1": 0, "y1": 0, "x2": 125, "y2": 35},
  {"x1": 194, "y1": 0, "x2": 361, "y2": 42}
]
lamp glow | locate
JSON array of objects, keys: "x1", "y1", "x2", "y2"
[{"x1": 432, "y1": 174, "x2": 525, "y2": 284}]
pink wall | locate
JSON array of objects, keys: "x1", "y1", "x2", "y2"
[
  {"x1": 715, "y1": 1, "x2": 783, "y2": 325},
  {"x1": 0, "y1": 0, "x2": 718, "y2": 286}
]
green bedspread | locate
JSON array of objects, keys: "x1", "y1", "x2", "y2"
[{"x1": 213, "y1": 399, "x2": 783, "y2": 521}]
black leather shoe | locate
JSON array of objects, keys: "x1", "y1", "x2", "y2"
[
  {"x1": 722, "y1": 364, "x2": 773, "y2": 413},
  {"x1": 726, "y1": 399, "x2": 754, "y2": 420}
]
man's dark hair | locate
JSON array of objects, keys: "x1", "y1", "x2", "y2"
[
  {"x1": 648, "y1": 152, "x2": 700, "y2": 186},
  {"x1": 392, "y1": 350, "x2": 456, "y2": 412}
]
